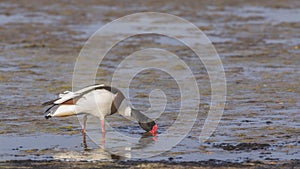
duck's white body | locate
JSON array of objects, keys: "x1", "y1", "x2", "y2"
[
  {"x1": 43, "y1": 84, "x2": 157, "y2": 134},
  {"x1": 51, "y1": 89, "x2": 126, "y2": 119}
]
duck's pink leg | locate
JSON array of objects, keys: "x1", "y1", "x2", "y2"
[
  {"x1": 100, "y1": 119, "x2": 105, "y2": 133},
  {"x1": 100, "y1": 132, "x2": 106, "y2": 149},
  {"x1": 81, "y1": 115, "x2": 88, "y2": 134}
]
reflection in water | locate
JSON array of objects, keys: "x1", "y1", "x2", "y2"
[
  {"x1": 134, "y1": 132, "x2": 158, "y2": 150},
  {"x1": 82, "y1": 132, "x2": 106, "y2": 150},
  {"x1": 56, "y1": 131, "x2": 159, "y2": 161}
]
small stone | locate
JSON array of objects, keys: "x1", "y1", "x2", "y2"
[{"x1": 266, "y1": 121, "x2": 272, "y2": 124}]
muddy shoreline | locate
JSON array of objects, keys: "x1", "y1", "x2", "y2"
[
  {"x1": 0, "y1": 0, "x2": 299, "y2": 167},
  {"x1": 1, "y1": 159, "x2": 300, "y2": 169}
]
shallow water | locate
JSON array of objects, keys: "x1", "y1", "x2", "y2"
[{"x1": 0, "y1": 0, "x2": 299, "y2": 163}]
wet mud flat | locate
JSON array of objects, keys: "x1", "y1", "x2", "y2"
[
  {"x1": 0, "y1": 0, "x2": 300, "y2": 168},
  {"x1": 1, "y1": 160, "x2": 300, "y2": 169}
]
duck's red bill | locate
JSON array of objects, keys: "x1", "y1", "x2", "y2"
[{"x1": 149, "y1": 124, "x2": 158, "y2": 135}]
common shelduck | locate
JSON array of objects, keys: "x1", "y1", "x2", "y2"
[{"x1": 42, "y1": 84, "x2": 158, "y2": 135}]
